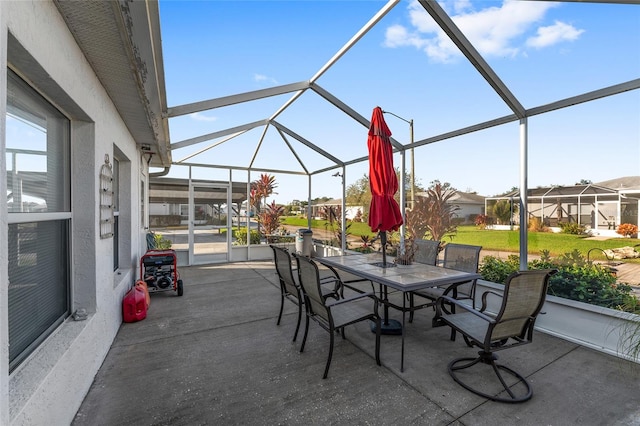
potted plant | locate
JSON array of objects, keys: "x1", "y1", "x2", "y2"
[{"x1": 394, "y1": 239, "x2": 417, "y2": 266}]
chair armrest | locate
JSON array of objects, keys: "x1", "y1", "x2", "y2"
[
  {"x1": 329, "y1": 291, "x2": 379, "y2": 315},
  {"x1": 479, "y1": 290, "x2": 503, "y2": 312},
  {"x1": 329, "y1": 291, "x2": 376, "y2": 305},
  {"x1": 322, "y1": 263, "x2": 375, "y2": 294},
  {"x1": 436, "y1": 295, "x2": 495, "y2": 324},
  {"x1": 441, "y1": 279, "x2": 475, "y2": 298}
]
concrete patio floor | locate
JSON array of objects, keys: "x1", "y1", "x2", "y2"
[{"x1": 73, "y1": 261, "x2": 640, "y2": 425}]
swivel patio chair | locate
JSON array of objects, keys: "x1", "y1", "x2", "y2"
[
  {"x1": 270, "y1": 245, "x2": 340, "y2": 342},
  {"x1": 409, "y1": 243, "x2": 482, "y2": 323},
  {"x1": 432, "y1": 269, "x2": 556, "y2": 403},
  {"x1": 294, "y1": 253, "x2": 381, "y2": 379},
  {"x1": 404, "y1": 239, "x2": 440, "y2": 322}
]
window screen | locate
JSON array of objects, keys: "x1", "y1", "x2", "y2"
[{"x1": 6, "y1": 69, "x2": 71, "y2": 371}]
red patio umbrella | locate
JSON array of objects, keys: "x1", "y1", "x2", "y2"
[{"x1": 368, "y1": 106, "x2": 403, "y2": 268}]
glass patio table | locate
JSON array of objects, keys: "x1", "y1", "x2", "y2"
[{"x1": 316, "y1": 252, "x2": 481, "y2": 372}]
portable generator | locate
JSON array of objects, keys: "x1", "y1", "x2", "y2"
[{"x1": 140, "y1": 249, "x2": 184, "y2": 296}]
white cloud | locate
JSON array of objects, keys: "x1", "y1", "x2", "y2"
[
  {"x1": 386, "y1": 0, "x2": 583, "y2": 63},
  {"x1": 526, "y1": 21, "x2": 585, "y2": 48},
  {"x1": 384, "y1": 24, "x2": 427, "y2": 49},
  {"x1": 190, "y1": 112, "x2": 218, "y2": 122},
  {"x1": 254, "y1": 73, "x2": 278, "y2": 85}
]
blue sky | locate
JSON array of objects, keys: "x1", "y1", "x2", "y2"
[{"x1": 158, "y1": 0, "x2": 640, "y2": 204}]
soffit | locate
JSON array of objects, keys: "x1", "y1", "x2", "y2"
[{"x1": 54, "y1": 0, "x2": 170, "y2": 167}]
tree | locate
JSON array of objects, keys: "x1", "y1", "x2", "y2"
[
  {"x1": 405, "y1": 182, "x2": 460, "y2": 242},
  {"x1": 429, "y1": 179, "x2": 456, "y2": 192},
  {"x1": 576, "y1": 179, "x2": 592, "y2": 185},
  {"x1": 492, "y1": 199, "x2": 517, "y2": 225},
  {"x1": 345, "y1": 169, "x2": 422, "y2": 215},
  {"x1": 345, "y1": 174, "x2": 371, "y2": 213}
]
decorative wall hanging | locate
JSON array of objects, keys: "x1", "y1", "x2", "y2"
[{"x1": 100, "y1": 154, "x2": 114, "y2": 238}]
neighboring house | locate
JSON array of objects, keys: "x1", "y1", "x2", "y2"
[
  {"x1": 1, "y1": 2, "x2": 169, "y2": 424},
  {"x1": 485, "y1": 177, "x2": 640, "y2": 235},
  {"x1": 448, "y1": 191, "x2": 486, "y2": 223},
  {"x1": 415, "y1": 190, "x2": 486, "y2": 224},
  {"x1": 311, "y1": 199, "x2": 365, "y2": 221}
]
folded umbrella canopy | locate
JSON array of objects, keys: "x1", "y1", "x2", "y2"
[{"x1": 368, "y1": 106, "x2": 403, "y2": 267}]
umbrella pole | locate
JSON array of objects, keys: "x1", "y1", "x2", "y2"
[
  {"x1": 381, "y1": 231, "x2": 387, "y2": 267},
  {"x1": 371, "y1": 230, "x2": 403, "y2": 335}
]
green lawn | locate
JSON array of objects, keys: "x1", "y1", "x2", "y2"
[{"x1": 280, "y1": 217, "x2": 640, "y2": 262}]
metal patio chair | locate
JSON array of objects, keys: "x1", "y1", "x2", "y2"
[
  {"x1": 270, "y1": 245, "x2": 340, "y2": 342},
  {"x1": 432, "y1": 269, "x2": 556, "y2": 403},
  {"x1": 409, "y1": 243, "x2": 482, "y2": 323},
  {"x1": 294, "y1": 253, "x2": 381, "y2": 379},
  {"x1": 403, "y1": 239, "x2": 441, "y2": 322}
]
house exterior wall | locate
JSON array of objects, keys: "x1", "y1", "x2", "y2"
[
  {"x1": 454, "y1": 203, "x2": 484, "y2": 223},
  {"x1": 1, "y1": 2, "x2": 146, "y2": 424}
]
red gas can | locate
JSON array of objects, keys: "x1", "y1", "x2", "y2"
[{"x1": 122, "y1": 285, "x2": 148, "y2": 322}]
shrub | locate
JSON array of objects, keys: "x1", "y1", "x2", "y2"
[
  {"x1": 234, "y1": 228, "x2": 261, "y2": 245},
  {"x1": 478, "y1": 254, "x2": 519, "y2": 283},
  {"x1": 474, "y1": 214, "x2": 491, "y2": 229},
  {"x1": 528, "y1": 217, "x2": 550, "y2": 232},
  {"x1": 405, "y1": 183, "x2": 460, "y2": 242},
  {"x1": 153, "y1": 233, "x2": 172, "y2": 249},
  {"x1": 559, "y1": 222, "x2": 587, "y2": 235},
  {"x1": 617, "y1": 223, "x2": 638, "y2": 238},
  {"x1": 479, "y1": 249, "x2": 639, "y2": 312},
  {"x1": 258, "y1": 201, "x2": 284, "y2": 235}
]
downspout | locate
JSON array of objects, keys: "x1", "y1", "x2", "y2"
[{"x1": 149, "y1": 166, "x2": 170, "y2": 177}]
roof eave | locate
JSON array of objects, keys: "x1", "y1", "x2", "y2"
[{"x1": 54, "y1": 0, "x2": 171, "y2": 167}]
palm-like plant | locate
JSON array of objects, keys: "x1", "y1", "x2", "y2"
[
  {"x1": 492, "y1": 199, "x2": 517, "y2": 225},
  {"x1": 258, "y1": 201, "x2": 284, "y2": 236},
  {"x1": 405, "y1": 183, "x2": 460, "y2": 242},
  {"x1": 250, "y1": 174, "x2": 278, "y2": 235}
]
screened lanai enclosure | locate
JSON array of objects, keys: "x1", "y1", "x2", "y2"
[
  {"x1": 485, "y1": 179, "x2": 640, "y2": 235},
  {"x1": 151, "y1": 0, "x2": 639, "y2": 266}
]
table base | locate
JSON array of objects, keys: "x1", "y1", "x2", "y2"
[{"x1": 370, "y1": 319, "x2": 402, "y2": 335}]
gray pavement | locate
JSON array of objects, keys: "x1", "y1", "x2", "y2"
[{"x1": 73, "y1": 261, "x2": 640, "y2": 426}]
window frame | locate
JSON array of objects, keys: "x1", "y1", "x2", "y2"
[{"x1": 5, "y1": 68, "x2": 72, "y2": 372}]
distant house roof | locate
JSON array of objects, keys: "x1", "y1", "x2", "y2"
[
  {"x1": 449, "y1": 191, "x2": 485, "y2": 205},
  {"x1": 415, "y1": 190, "x2": 485, "y2": 205},
  {"x1": 312, "y1": 198, "x2": 342, "y2": 206},
  {"x1": 594, "y1": 176, "x2": 640, "y2": 191}
]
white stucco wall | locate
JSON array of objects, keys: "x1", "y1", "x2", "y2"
[{"x1": 1, "y1": 1, "x2": 146, "y2": 424}]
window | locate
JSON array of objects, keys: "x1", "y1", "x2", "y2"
[
  {"x1": 6, "y1": 69, "x2": 71, "y2": 371},
  {"x1": 113, "y1": 157, "x2": 119, "y2": 271}
]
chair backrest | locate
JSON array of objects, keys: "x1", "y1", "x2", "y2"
[
  {"x1": 294, "y1": 255, "x2": 330, "y2": 322},
  {"x1": 414, "y1": 239, "x2": 440, "y2": 266},
  {"x1": 442, "y1": 243, "x2": 482, "y2": 296},
  {"x1": 270, "y1": 245, "x2": 298, "y2": 297},
  {"x1": 490, "y1": 269, "x2": 555, "y2": 343}
]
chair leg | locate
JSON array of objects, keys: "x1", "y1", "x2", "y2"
[
  {"x1": 277, "y1": 293, "x2": 285, "y2": 325},
  {"x1": 292, "y1": 301, "x2": 302, "y2": 342},
  {"x1": 448, "y1": 351, "x2": 533, "y2": 403},
  {"x1": 300, "y1": 313, "x2": 310, "y2": 353},
  {"x1": 323, "y1": 327, "x2": 335, "y2": 379},
  {"x1": 374, "y1": 317, "x2": 381, "y2": 366}
]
